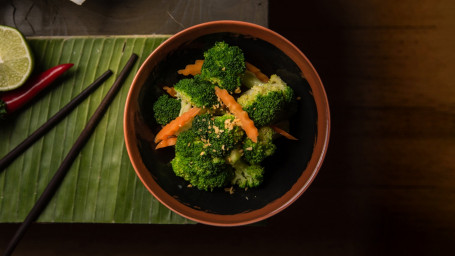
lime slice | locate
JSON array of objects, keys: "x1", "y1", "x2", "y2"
[{"x1": 0, "y1": 25, "x2": 34, "y2": 91}]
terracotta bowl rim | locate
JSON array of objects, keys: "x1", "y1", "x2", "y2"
[{"x1": 124, "y1": 20, "x2": 330, "y2": 226}]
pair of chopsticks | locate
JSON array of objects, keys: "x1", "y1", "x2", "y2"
[
  {"x1": 1, "y1": 54, "x2": 138, "y2": 256},
  {"x1": 0, "y1": 71, "x2": 111, "y2": 171}
]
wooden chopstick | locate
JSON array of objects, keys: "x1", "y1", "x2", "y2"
[
  {"x1": 2, "y1": 53, "x2": 138, "y2": 256},
  {"x1": 0, "y1": 70, "x2": 113, "y2": 172}
]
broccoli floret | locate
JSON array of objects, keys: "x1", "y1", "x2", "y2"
[
  {"x1": 243, "y1": 126, "x2": 276, "y2": 164},
  {"x1": 152, "y1": 94, "x2": 181, "y2": 125},
  {"x1": 208, "y1": 114, "x2": 245, "y2": 157},
  {"x1": 174, "y1": 77, "x2": 219, "y2": 111},
  {"x1": 191, "y1": 113, "x2": 245, "y2": 158},
  {"x1": 191, "y1": 113, "x2": 214, "y2": 137},
  {"x1": 226, "y1": 148, "x2": 264, "y2": 188},
  {"x1": 237, "y1": 74, "x2": 295, "y2": 127},
  {"x1": 231, "y1": 159, "x2": 264, "y2": 188},
  {"x1": 200, "y1": 41, "x2": 246, "y2": 93},
  {"x1": 174, "y1": 129, "x2": 206, "y2": 158},
  {"x1": 171, "y1": 153, "x2": 233, "y2": 191},
  {"x1": 173, "y1": 124, "x2": 240, "y2": 191}
]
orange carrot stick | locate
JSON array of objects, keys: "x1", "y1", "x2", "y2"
[
  {"x1": 177, "y1": 59, "x2": 204, "y2": 76},
  {"x1": 245, "y1": 62, "x2": 260, "y2": 73},
  {"x1": 271, "y1": 125, "x2": 298, "y2": 140},
  {"x1": 155, "y1": 136, "x2": 177, "y2": 149},
  {"x1": 163, "y1": 86, "x2": 177, "y2": 97},
  {"x1": 245, "y1": 62, "x2": 269, "y2": 83},
  {"x1": 214, "y1": 86, "x2": 258, "y2": 142},
  {"x1": 154, "y1": 107, "x2": 201, "y2": 143},
  {"x1": 255, "y1": 72, "x2": 269, "y2": 83}
]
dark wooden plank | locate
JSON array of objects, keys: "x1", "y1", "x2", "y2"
[
  {"x1": 268, "y1": 0, "x2": 455, "y2": 254},
  {"x1": 0, "y1": 0, "x2": 268, "y2": 36},
  {"x1": 2, "y1": 0, "x2": 455, "y2": 255}
]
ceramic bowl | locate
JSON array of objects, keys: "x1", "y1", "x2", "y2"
[{"x1": 124, "y1": 20, "x2": 330, "y2": 226}]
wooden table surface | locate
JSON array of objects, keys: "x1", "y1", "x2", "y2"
[{"x1": 1, "y1": 0, "x2": 455, "y2": 255}]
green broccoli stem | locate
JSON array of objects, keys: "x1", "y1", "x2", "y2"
[
  {"x1": 232, "y1": 158, "x2": 249, "y2": 170},
  {"x1": 179, "y1": 100, "x2": 192, "y2": 116},
  {"x1": 226, "y1": 148, "x2": 243, "y2": 165},
  {"x1": 241, "y1": 70, "x2": 264, "y2": 88}
]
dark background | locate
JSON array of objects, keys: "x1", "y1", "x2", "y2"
[{"x1": 2, "y1": 0, "x2": 455, "y2": 255}]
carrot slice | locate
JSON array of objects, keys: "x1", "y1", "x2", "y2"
[
  {"x1": 163, "y1": 86, "x2": 177, "y2": 97},
  {"x1": 245, "y1": 62, "x2": 269, "y2": 83},
  {"x1": 271, "y1": 125, "x2": 298, "y2": 140},
  {"x1": 255, "y1": 72, "x2": 270, "y2": 83},
  {"x1": 177, "y1": 60, "x2": 268, "y2": 82},
  {"x1": 245, "y1": 62, "x2": 260, "y2": 73},
  {"x1": 177, "y1": 59, "x2": 204, "y2": 76},
  {"x1": 154, "y1": 107, "x2": 201, "y2": 143},
  {"x1": 155, "y1": 136, "x2": 177, "y2": 149},
  {"x1": 214, "y1": 86, "x2": 258, "y2": 142}
]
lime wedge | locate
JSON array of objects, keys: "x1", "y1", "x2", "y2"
[{"x1": 0, "y1": 25, "x2": 34, "y2": 91}]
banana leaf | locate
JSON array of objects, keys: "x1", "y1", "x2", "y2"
[{"x1": 0, "y1": 36, "x2": 193, "y2": 224}]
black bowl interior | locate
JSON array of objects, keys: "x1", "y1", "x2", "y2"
[{"x1": 136, "y1": 33, "x2": 317, "y2": 215}]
